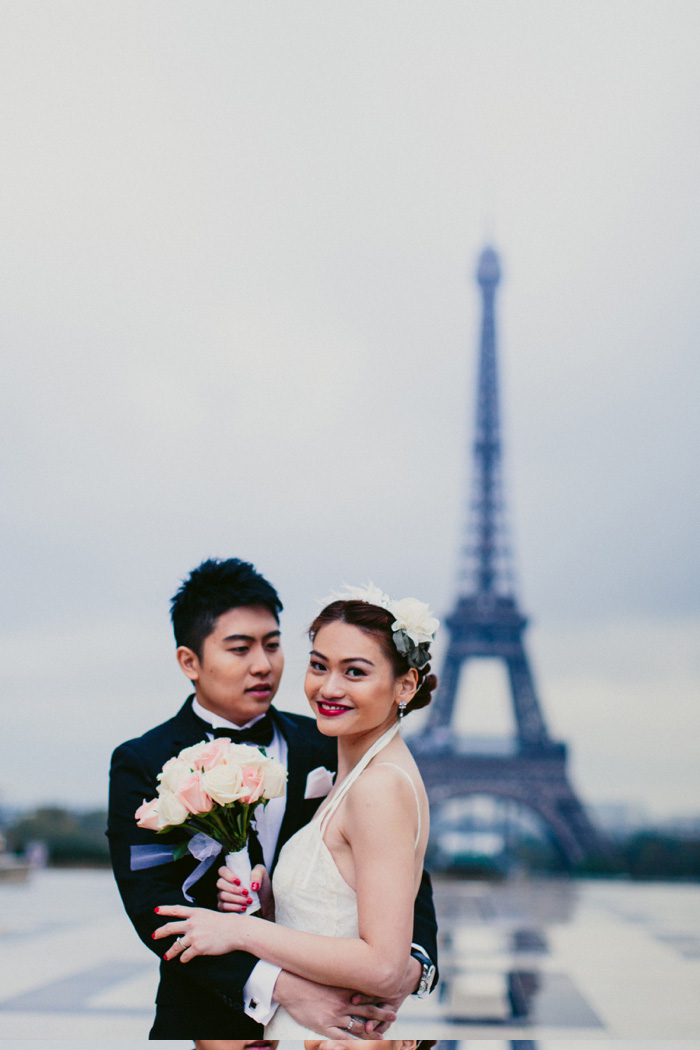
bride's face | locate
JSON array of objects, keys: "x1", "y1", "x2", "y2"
[{"x1": 305, "y1": 621, "x2": 415, "y2": 737}]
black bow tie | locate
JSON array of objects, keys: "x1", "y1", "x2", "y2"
[{"x1": 212, "y1": 713, "x2": 274, "y2": 748}]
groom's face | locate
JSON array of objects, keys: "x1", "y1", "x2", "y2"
[{"x1": 176, "y1": 605, "x2": 284, "y2": 725}]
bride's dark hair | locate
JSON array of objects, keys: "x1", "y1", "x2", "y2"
[{"x1": 308, "y1": 600, "x2": 437, "y2": 714}]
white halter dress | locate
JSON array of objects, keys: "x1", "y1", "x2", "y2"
[{"x1": 265, "y1": 722, "x2": 421, "y2": 1037}]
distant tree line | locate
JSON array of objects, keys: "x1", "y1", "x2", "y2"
[
  {"x1": 4, "y1": 807, "x2": 110, "y2": 866},
  {"x1": 431, "y1": 832, "x2": 700, "y2": 880},
  {"x1": 574, "y1": 832, "x2": 700, "y2": 880},
  {"x1": 3, "y1": 807, "x2": 700, "y2": 877}
]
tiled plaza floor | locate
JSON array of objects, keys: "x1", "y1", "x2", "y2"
[
  {"x1": 400, "y1": 875, "x2": 700, "y2": 1038},
  {"x1": 0, "y1": 869, "x2": 699, "y2": 1039}
]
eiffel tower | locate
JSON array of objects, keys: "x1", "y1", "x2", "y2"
[{"x1": 411, "y1": 246, "x2": 601, "y2": 865}]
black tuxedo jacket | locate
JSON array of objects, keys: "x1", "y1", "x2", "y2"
[{"x1": 107, "y1": 696, "x2": 438, "y2": 1038}]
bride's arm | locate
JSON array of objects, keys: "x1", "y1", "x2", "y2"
[{"x1": 154, "y1": 764, "x2": 419, "y2": 998}]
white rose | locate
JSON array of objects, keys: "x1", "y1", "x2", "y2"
[
  {"x1": 201, "y1": 763, "x2": 245, "y2": 805},
  {"x1": 261, "y1": 758, "x2": 287, "y2": 799},
  {"x1": 389, "y1": 597, "x2": 439, "y2": 646},
  {"x1": 177, "y1": 741, "x2": 209, "y2": 767},
  {"x1": 157, "y1": 757, "x2": 192, "y2": 793},
  {"x1": 226, "y1": 744, "x2": 267, "y2": 766},
  {"x1": 156, "y1": 790, "x2": 189, "y2": 829}
]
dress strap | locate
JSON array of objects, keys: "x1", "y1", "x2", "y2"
[
  {"x1": 318, "y1": 722, "x2": 401, "y2": 837},
  {"x1": 375, "y1": 763, "x2": 422, "y2": 847}
]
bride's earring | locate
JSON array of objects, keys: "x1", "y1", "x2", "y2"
[{"x1": 398, "y1": 699, "x2": 407, "y2": 719}]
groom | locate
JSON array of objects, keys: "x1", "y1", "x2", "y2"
[{"x1": 107, "y1": 558, "x2": 438, "y2": 1039}]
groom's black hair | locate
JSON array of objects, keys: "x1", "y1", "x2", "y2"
[{"x1": 170, "y1": 557, "x2": 283, "y2": 657}]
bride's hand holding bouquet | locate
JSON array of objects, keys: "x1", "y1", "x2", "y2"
[{"x1": 217, "y1": 862, "x2": 274, "y2": 920}]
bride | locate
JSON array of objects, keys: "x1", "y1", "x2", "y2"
[{"x1": 154, "y1": 585, "x2": 438, "y2": 1036}]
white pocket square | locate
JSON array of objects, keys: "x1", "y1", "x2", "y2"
[{"x1": 304, "y1": 766, "x2": 335, "y2": 799}]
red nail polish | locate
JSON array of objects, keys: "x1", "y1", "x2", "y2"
[
  {"x1": 233, "y1": 878, "x2": 241, "y2": 886},
  {"x1": 151, "y1": 932, "x2": 156, "y2": 939},
  {"x1": 250, "y1": 881, "x2": 260, "y2": 891},
  {"x1": 246, "y1": 898, "x2": 253, "y2": 905},
  {"x1": 162, "y1": 953, "x2": 169, "y2": 960},
  {"x1": 153, "y1": 907, "x2": 159, "y2": 914}
]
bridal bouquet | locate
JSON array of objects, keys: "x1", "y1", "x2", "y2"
[{"x1": 134, "y1": 738, "x2": 286, "y2": 913}]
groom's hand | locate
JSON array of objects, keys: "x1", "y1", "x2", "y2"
[
  {"x1": 273, "y1": 970, "x2": 396, "y2": 1038},
  {"x1": 350, "y1": 956, "x2": 422, "y2": 1035}
]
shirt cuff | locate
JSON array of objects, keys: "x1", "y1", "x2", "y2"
[{"x1": 242, "y1": 960, "x2": 283, "y2": 1025}]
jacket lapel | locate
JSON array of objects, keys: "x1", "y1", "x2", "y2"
[{"x1": 170, "y1": 694, "x2": 215, "y2": 751}]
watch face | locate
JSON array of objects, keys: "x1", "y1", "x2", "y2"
[{"x1": 417, "y1": 963, "x2": 436, "y2": 997}]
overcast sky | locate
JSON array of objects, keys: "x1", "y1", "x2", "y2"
[{"x1": 1, "y1": 1, "x2": 698, "y2": 821}]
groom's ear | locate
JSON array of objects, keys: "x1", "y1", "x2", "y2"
[{"x1": 176, "y1": 645, "x2": 200, "y2": 682}]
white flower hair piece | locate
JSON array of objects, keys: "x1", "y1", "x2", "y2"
[{"x1": 318, "y1": 582, "x2": 439, "y2": 670}]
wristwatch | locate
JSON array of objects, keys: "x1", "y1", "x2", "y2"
[{"x1": 410, "y1": 944, "x2": 436, "y2": 998}]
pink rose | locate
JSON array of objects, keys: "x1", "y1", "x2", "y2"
[
  {"x1": 239, "y1": 766, "x2": 265, "y2": 805},
  {"x1": 174, "y1": 772, "x2": 214, "y2": 815},
  {"x1": 135, "y1": 797, "x2": 160, "y2": 830},
  {"x1": 195, "y1": 738, "x2": 231, "y2": 772}
]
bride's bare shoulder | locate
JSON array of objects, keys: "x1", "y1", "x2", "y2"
[
  {"x1": 344, "y1": 760, "x2": 422, "y2": 819},
  {"x1": 373, "y1": 738, "x2": 427, "y2": 791}
]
